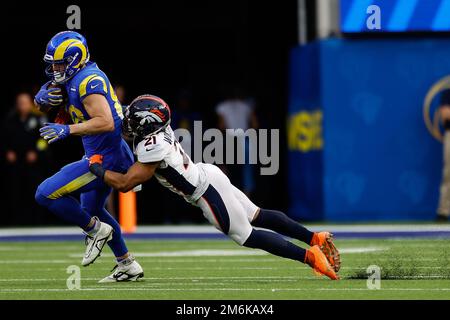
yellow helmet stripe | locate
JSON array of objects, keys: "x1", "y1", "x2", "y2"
[
  {"x1": 79, "y1": 75, "x2": 108, "y2": 97},
  {"x1": 71, "y1": 42, "x2": 88, "y2": 67},
  {"x1": 54, "y1": 39, "x2": 77, "y2": 60}
]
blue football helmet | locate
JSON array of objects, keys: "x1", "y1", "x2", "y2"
[{"x1": 44, "y1": 31, "x2": 90, "y2": 84}]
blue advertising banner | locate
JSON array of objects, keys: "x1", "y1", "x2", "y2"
[
  {"x1": 289, "y1": 38, "x2": 450, "y2": 221},
  {"x1": 288, "y1": 44, "x2": 323, "y2": 220},
  {"x1": 341, "y1": 0, "x2": 450, "y2": 32}
]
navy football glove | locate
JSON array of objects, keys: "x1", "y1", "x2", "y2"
[
  {"x1": 39, "y1": 123, "x2": 70, "y2": 144},
  {"x1": 34, "y1": 81, "x2": 64, "y2": 107}
]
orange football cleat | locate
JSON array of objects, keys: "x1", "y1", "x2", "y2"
[
  {"x1": 305, "y1": 245, "x2": 339, "y2": 280},
  {"x1": 310, "y1": 231, "x2": 341, "y2": 272}
]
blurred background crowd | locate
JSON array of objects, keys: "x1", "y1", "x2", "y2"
[
  {"x1": 0, "y1": 1, "x2": 295, "y2": 226},
  {"x1": 2, "y1": 0, "x2": 450, "y2": 226},
  {"x1": 0, "y1": 82, "x2": 278, "y2": 226}
]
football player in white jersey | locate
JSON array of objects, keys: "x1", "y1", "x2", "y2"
[{"x1": 88, "y1": 95, "x2": 341, "y2": 280}]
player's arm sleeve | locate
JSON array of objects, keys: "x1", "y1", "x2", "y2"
[
  {"x1": 104, "y1": 161, "x2": 159, "y2": 192},
  {"x1": 78, "y1": 75, "x2": 109, "y2": 101}
]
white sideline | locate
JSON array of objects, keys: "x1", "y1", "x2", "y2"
[{"x1": 1, "y1": 224, "x2": 450, "y2": 237}]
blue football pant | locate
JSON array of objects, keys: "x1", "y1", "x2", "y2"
[{"x1": 35, "y1": 157, "x2": 128, "y2": 257}]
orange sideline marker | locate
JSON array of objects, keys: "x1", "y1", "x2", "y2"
[{"x1": 119, "y1": 191, "x2": 137, "y2": 233}]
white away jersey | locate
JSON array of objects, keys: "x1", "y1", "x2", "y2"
[{"x1": 134, "y1": 126, "x2": 208, "y2": 203}]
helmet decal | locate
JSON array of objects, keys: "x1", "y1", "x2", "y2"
[
  {"x1": 135, "y1": 111, "x2": 164, "y2": 125},
  {"x1": 123, "y1": 94, "x2": 171, "y2": 138},
  {"x1": 54, "y1": 39, "x2": 77, "y2": 60}
]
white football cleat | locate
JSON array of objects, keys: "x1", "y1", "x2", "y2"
[
  {"x1": 98, "y1": 256, "x2": 144, "y2": 283},
  {"x1": 82, "y1": 217, "x2": 113, "y2": 266}
]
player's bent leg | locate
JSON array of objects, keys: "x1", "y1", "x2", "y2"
[
  {"x1": 81, "y1": 187, "x2": 128, "y2": 261},
  {"x1": 35, "y1": 159, "x2": 96, "y2": 229},
  {"x1": 198, "y1": 164, "x2": 338, "y2": 279},
  {"x1": 233, "y1": 185, "x2": 319, "y2": 250},
  {"x1": 251, "y1": 209, "x2": 314, "y2": 244},
  {"x1": 81, "y1": 186, "x2": 143, "y2": 279},
  {"x1": 35, "y1": 158, "x2": 116, "y2": 266},
  {"x1": 251, "y1": 209, "x2": 340, "y2": 272},
  {"x1": 197, "y1": 165, "x2": 337, "y2": 280},
  {"x1": 80, "y1": 215, "x2": 113, "y2": 267},
  {"x1": 242, "y1": 229, "x2": 338, "y2": 280},
  {"x1": 240, "y1": 228, "x2": 337, "y2": 280},
  {"x1": 232, "y1": 184, "x2": 341, "y2": 272},
  {"x1": 232, "y1": 184, "x2": 318, "y2": 253}
]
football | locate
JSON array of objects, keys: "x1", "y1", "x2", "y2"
[
  {"x1": 37, "y1": 82, "x2": 68, "y2": 113},
  {"x1": 38, "y1": 82, "x2": 71, "y2": 124}
]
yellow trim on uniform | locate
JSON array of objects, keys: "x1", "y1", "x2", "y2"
[
  {"x1": 79, "y1": 75, "x2": 96, "y2": 96},
  {"x1": 79, "y1": 75, "x2": 108, "y2": 97},
  {"x1": 110, "y1": 83, "x2": 123, "y2": 118},
  {"x1": 48, "y1": 172, "x2": 97, "y2": 199}
]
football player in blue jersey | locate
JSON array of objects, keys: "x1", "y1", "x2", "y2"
[{"x1": 34, "y1": 31, "x2": 143, "y2": 282}]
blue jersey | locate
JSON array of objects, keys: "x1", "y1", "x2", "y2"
[{"x1": 64, "y1": 61, "x2": 133, "y2": 172}]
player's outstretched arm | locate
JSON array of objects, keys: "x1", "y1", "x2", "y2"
[
  {"x1": 70, "y1": 94, "x2": 115, "y2": 135},
  {"x1": 89, "y1": 155, "x2": 159, "y2": 192}
]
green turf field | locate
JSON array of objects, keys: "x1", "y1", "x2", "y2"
[{"x1": 1, "y1": 238, "x2": 450, "y2": 300}]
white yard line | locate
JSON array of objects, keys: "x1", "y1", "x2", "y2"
[
  {"x1": 1, "y1": 265, "x2": 450, "y2": 278},
  {"x1": 2, "y1": 272, "x2": 450, "y2": 283},
  {"x1": 0, "y1": 260, "x2": 76, "y2": 264},
  {"x1": 0, "y1": 258, "x2": 445, "y2": 264},
  {"x1": 68, "y1": 249, "x2": 268, "y2": 258},
  {"x1": 1, "y1": 224, "x2": 450, "y2": 237},
  {"x1": 340, "y1": 247, "x2": 387, "y2": 253},
  {"x1": 67, "y1": 247, "x2": 388, "y2": 258},
  {"x1": 1, "y1": 287, "x2": 450, "y2": 293}
]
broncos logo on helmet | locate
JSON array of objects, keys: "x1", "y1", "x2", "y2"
[
  {"x1": 135, "y1": 109, "x2": 167, "y2": 125},
  {"x1": 44, "y1": 31, "x2": 90, "y2": 84},
  {"x1": 123, "y1": 94, "x2": 171, "y2": 138}
]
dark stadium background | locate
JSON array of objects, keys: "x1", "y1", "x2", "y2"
[{"x1": 0, "y1": 1, "x2": 299, "y2": 225}]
